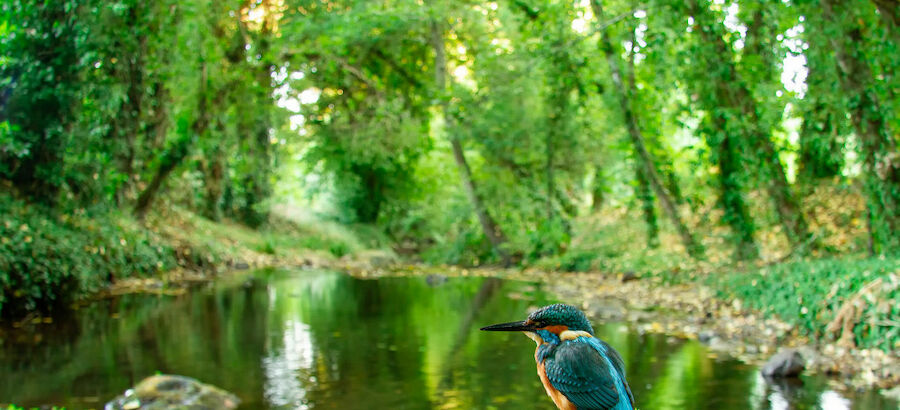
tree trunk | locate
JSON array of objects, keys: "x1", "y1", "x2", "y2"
[
  {"x1": 429, "y1": 18, "x2": 510, "y2": 266},
  {"x1": 756, "y1": 125, "x2": 811, "y2": 247},
  {"x1": 682, "y1": 0, "x2": 810, "y2": 256},
  {"x1": 544, "y1": 41, "x2": 569, "y2": 225},
  {"x1": 821, "y1": 0, "x2": 900, "y2": 252},
  {"x1": 235, "y1": 17, "x2": 274, "y2": 228},
  {"x1": 872, "y1": 0, "x2": 899, "y2": 26},
  {"x1": 798, "y1": 99, "x2": 844, "y2": 181},
  {"x1": 554, "y1": 186, "x2": 578, "y2": 219},
  {"x1": 134, "y1": 63, "x2": 210, "y2": 221},
  {"x1": 201, "y1": 141, "x2": 225, "y2": 221},
  {"x1": 740, "y1": 2, "x2": 812, "y2": 248},
  {"x1": 797, "y1": 11, "x2": 846, "y2": 183},
  {"x1": 100, "y1": 3, "x2": 149, "y2": 204},
  {"x1": 714, "y1": 115, "x2": 760, "y2": 261},
  {"x1": 675, "y1": 0, "x2": 759, "y2": 259},
  {"x1": 546, "y1": 115, "x2": 556, "y2": 223},
  {"x1": 591, "y1": 167, "x2": 606, "y2": 212},
  {"x1": 591, "y1": 0, "x2": 704, "y2": 258},
  {"x1": 635, "y1": 165, "x2": 660, "y2": 248},
  {"x1": 798, "y1": 21, "x2": 845, "y2": 183},
  {"x1": 133, "y1": 136, "x2": 192, "y2": 221},
  {"x1": 627, "y1": 22, "x2": 684, "y2": 207}
]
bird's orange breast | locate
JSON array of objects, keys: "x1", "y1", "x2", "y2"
[{"x1": 536, "y1": 360, "x2": 577, "y2": 410}]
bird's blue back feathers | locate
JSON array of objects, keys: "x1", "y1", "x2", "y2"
[{"x1": 542, "y1": 335, "x2": 634, "y2": 410}]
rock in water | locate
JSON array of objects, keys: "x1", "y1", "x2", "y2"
[
  {"x1": 105, "y1": 374, "x2": 239, "y2": 410},
  {"x1": 620, "y1": 271, "x2": 638, "y2": 282},
  {"x1": 761, "y1": 348, "x2": 805, "y2": 378},
  {"x1": 425, "y1": 274, "x2": 448, "y2": 287}
]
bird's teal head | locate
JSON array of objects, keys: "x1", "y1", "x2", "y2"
[{"x1": 480, "y1": 304, "x2": 595, "y2": 344}]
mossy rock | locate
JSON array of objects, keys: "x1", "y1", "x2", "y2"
[{"x1": 105, "y1": 374, "x2": 239, "y2": 409}]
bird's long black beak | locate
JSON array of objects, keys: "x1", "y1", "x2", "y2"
[{"x1": 480, "y1": 320, "x2": 534, "y2": 332}]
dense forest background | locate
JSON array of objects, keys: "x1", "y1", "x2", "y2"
[{"x1": 1, "y1": 0, "x2": 899, "y2": 324}]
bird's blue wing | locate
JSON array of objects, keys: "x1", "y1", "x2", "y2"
[
  {"x1": 590, "y1": 338, "x2": 634, "y2": 406},
  {"x1": 543, "y1": 337, "x2": 634, "y2": 410}
]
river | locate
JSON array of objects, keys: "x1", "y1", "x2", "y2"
[{"x1": 0, "y1": 269, "x2": 896, "y2": 409}]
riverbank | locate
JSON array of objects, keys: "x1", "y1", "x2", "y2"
[
  {"x1": 4, "y1": 196, "x2": 897, "y2": 396},
  {"x1": 0, "y1": 195, "x2": 391, "y2": 320},
  {"x1": 345, "y1": 262, "x2": 899, "y2": 397}
]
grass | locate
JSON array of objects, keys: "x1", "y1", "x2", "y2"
[{"x1": 147, "y1": 204, "x2": 387, "y2": 263}]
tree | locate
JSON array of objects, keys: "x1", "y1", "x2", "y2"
[
  {"x1": 429, "y1": 4, "x2": 510, "y2": 265},
  {"x1": 816, "y1": 0, "x2": 900, "y2": 253},
  {"x1": 591, "y1": 0, "x2": 704, "y2": 258},
  {"x1": 795, "y1": 4, "x2": 848, "y2": 182},
  {"x1": 133, "y1": 1, "x2": 239, "y2": 220},
  {"x1": 0, "y1": 1, "x2": 85, "y2": 203}
]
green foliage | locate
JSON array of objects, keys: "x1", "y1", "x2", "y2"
[
  {"x1": 0, "y1": 0, "x2": 87, "y2": 202},
  {"x1": 255, "y1": 236, "x2": 278, "y2": 255},
  {"x1": 1, "y1": 0, "x2": 900, "y2": 344},
  {"x1": 0, "y1": 196, "x2": 175, "y2": 317},
  {"x1": 708, "y1": 258, "x2": 900, "y2": 351},
  {"x1": 536, "y1": 248, "x2": 598, "y2": 272}
]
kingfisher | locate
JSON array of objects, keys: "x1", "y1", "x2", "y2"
[{"x1": 480, "y1": 304, "x2": 634, "y2": 410}]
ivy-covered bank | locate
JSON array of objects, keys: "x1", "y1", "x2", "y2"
[{"x1": 706, "y1": 258, "x2": 899, "y2": 352}]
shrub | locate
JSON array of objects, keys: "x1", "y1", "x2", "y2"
[{"x1": 0, "y1": 196, "x2": 176, "y2": 317}]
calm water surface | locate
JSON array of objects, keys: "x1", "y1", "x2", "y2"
[{"x1": 0, "y1": 269, "x2": 896, "y2": 409}]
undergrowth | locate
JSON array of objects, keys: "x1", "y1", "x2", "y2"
[
  {"x1": 707, "y1": 258, "x2": 899, "y2": 351},
  {"x1": 0, "y1": 197, "x2": 175, "y2": 317},
  {"x1": 0, "y1": 197, "x2": 383, "y2": 319},
  {"x1": 530, "y1": 183, "x2": 897, "y2": 351}
]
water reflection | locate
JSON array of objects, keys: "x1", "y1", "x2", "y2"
[
  {"x1": 820, "y1": 390, "x2": 852, "y2": 410},
  {"x1": 749, "y1": 372, "x2": 859, "y2": 410},
  {"x1": 263, "y1": 320, "x2": 313, "y2": 408},
  {"x1": 0, "y1": 269, "x2": 896, "y2": 410}
]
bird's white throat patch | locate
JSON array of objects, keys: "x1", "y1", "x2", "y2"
[{"x1": 524, "y1": 331, "x2": 542, "y2": 345}]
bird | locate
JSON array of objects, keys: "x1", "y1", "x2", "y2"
[{"x1": 480, "y1": 304, "x2": 634, "y2": 410}]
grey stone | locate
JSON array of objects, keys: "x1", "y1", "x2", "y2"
[
  {"x1": 349, "y1": 249, "x2": 399, "y2": 269},
  {"x1": 425, "y1": 274, "x2": 448, "y2": 287},
  {"x1": 761, "y1": 348, "x2": 805, "y2": 378},
  {"x1": 707, "y1": 337, "x2": 731, "y2": 352},
  {"x1": 883, "y1": 385, "x2": 900, "y2": 401},
  {"x1": 698, "y1": 330, "x2": 717, "y2": 344},
  {"x1": 105, "y1": 374, "x2": 239, "y2": 410}
]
